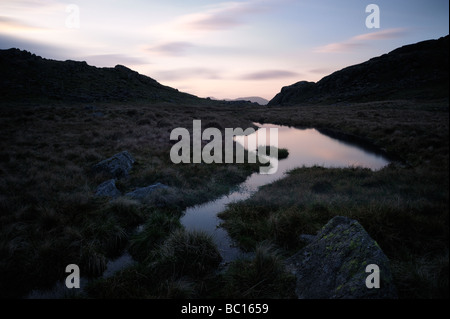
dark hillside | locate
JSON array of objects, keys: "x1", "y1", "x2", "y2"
[
  {"x1": 0, "y1": 48, "x2": 200, "y2": 103},
  {"x1": 269, "y1": 35, "x2": 449, "y2": 105}
]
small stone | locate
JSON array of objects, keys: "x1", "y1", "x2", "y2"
[
  {"x1": 95, "y1": 179, "x2": 121, "y2": 198},
  {"x1": 92, "y1": 151, "x2": 135, "y2": 179}
]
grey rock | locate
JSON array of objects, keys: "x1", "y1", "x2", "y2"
[
  {"x1": 286, "y1": 216, "x2": 397, "y2": 299},
  {"x1": 125, "y1": 183, "x2": 169, "y2": 201},
  {"x1": 299, "y1": 234, "x2": 316, "y2": 244},
  {"x1": 95, "y1": 179, "x2": 121, "y2": 198},
  {"x1": 93, "y1": 151, "x2": 135, "y2": 179}
]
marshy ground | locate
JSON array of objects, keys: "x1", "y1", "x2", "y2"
[{"x1": 0, "y1": 98, "x2": 448, "y2": 298}]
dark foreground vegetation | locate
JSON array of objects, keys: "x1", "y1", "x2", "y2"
[
  {"x1": 0, "y1": 100, "x2": 265, "y2": 298},
  {"x1": 0, "y1": 97, "x2": 447, "y2": 299}
]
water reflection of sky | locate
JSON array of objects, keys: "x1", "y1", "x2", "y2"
[
  {"x1": 238, "y1": 123, "x2": 388, "y2": 171},
  {"x1": 182, "y1": 123, "x2": 390, "y2": 262}
]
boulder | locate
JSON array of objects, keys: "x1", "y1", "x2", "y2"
[
  {"x1": 95, "y1": 179, "x2": 121, "y2": 198},
  {"x1": 93, "y1": 151, "x2": 135, "y2": 179},
  {"x1": 298, "y1": 234, "x2": 315, "y2": 245},
  {"x1": 125, "y1": 183, "x2": 169, "y2": 201},
  {"x1": 286, "y1": 216, "x2": 397, "y2": 299}
]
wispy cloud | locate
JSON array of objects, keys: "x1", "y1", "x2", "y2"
[
  {"x1": 176, "y1": 0, "x2": 271, "y2": 31},
  {"x1": 0, "y1": 15, "x2": 45, "y2": 32},
  {"x1": 315, "y1": 42, "x2": 368, "y2": 53},
  {"x1": 352, "y1": 28, "x2": 410, "y2": 41},
  {"x1": 155, "y1": 68, "x2": 221, "y2": 81},
  {"x1": 145, "y1": 40, "x2": 260, "y2": 58},
  {"x1": 147, "y1": 41, "x2": 195, "y2": 56},
  {"x1": 239, "y1": 70, "x2": 300, "y2": 80},
  {"x1": 315, "y1": 28, "x2": 410, "y2": 53},
  {"x1": 0, "y1": 0, "x2": 57, "y2": 9}
]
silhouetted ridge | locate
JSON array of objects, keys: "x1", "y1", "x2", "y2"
[
  {"x1": 0, "y1": 48, "x2": 199, "y2": 103},
  {"x1": 269, "y1": 35, "x2": 449, "y2": 105}
]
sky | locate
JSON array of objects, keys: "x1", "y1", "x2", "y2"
[{"x1": 0, "y1": 0, "x2": 448, "y2": 101}]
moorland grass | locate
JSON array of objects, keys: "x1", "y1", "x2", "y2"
[
  {"x1": 220, "y1": 99, "x2": 449, "y2": 298},
  {"x1": 0, "y1": 98, "x2": 447, "y2": 299},
  {"x1": 85, "y1": 228, "x2": 222, "y2": 298},
  {"x1": 214, "y1": 242, "x2": 296, "y2": 299},
  {"x1": 0, "y1": 100, "x2": 261, "y2": 297}
]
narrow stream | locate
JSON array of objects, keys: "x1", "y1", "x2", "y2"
[
  {"x1": 180, "y1": 123, "x2": 390, "y2": 263},
  {"x1": 27, "y1": 123, "x2": 390, "y2": 298}
]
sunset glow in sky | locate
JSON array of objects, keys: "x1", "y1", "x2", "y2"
[{"x1": 1, "y1": 0, "x2": 448, "y2": 100}]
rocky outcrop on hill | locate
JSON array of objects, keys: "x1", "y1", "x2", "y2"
[
  {"x1": 0, "y1": 48, "x2": 200, "y2": 103},
  {"x1": 286, "y1": 216, "x2": 398, "y2": 299},
  {"x1": 269, "y1": 35, "x2": 449, "y2": 105}
]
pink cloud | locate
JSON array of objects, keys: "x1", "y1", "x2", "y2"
[
  {"x1": 240, "y1": 70, "x2": 300, "y2": 80},
  {"x1": 315, "y1": 42, "x2": 367, "y2": 53},
  {"x1": 353, "y1": 28, "x2": 410, "y2": 41},
  {"x1": 0, "y1": 15, "x2": 46, "y2": 31},
  {"x1": 178, "y1": 1, "x2": 271, "y2": 31},
  {"x1": 155, "y1": 68, "x2": 221, "y2": 81},
  {"x1": 315, "y1": 28, "x2": 410, "y2": 53},
  {"x1": 147, "y1": 42, "x2": 194, "y2": 56}
]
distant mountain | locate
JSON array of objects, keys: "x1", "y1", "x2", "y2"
[
  {"x1": 268, "y1": 35, "x2": 449, "y2": 106},
  {"x1": 0, "y1": 48, "x2": 200, "y2": 103},
  {"x1": 233, "y1": 97, "x2": 269, "y2": 105},
  {"x1": 208, "y1": 96, "x2": 266, "y2": 106}
]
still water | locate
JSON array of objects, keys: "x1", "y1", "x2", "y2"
[
  {"x1": 27, "y1": 123, "x2": 390, "y2": 298},
  {"x1": 180, "y1": 123, "x2": 389, "y2": 262}
]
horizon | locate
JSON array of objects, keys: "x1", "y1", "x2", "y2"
[{"x1": 0, "y1": 0, "x2": 448, "y2": 101}]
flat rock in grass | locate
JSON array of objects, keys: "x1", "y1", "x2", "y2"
[
  {"x1": 125, "y1": 183, "x2": 169, "y2": 201},
  {"x1": 95, "y1": 179, "x2": 121, "y2": 198},
  {"x1": 93, "y1": 151, "x2": 135, "y2": 179},
  {"x1": 286, "y1": 216, "x2": 397, "y2": 299}
]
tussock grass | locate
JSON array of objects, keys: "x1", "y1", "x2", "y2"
[
  {"x1": 0, "y1": 101, "x2": 260, "y2": 297},
  {"x1": 1, "y1": 98, "x2": 447, "y2": 298},
  {"x1": 86, "y1": 228, "x2": 222, "y2": 298},
  {"x1": 153, "y1": 229, "x2": 222, "y2": 279},
  {"x1": 220, "y1": 166, "x2": 448, "y2": 254},
  {"x1": 105, "y1": 197, "x2": 144, "y2": 229},
  {"x1": 216, "y1": 242, "x2": 296, "y2": 298},
  {"x1": 128, "y1": 210, "x2": 182, "y2": 262},
  {"x1": 391, "y1": 252, "x2": 449, "y2": 299}
]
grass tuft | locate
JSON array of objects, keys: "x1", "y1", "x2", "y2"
[
  {"x1": 152, "y1": 228, "x2": 222, "y2": 279},
  {"x1": 218, "y1": 241, "x2": 296, "y2": 298}
]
